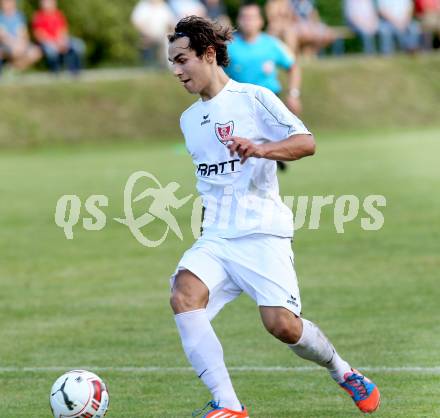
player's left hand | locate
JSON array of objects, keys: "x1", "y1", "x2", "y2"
[{"x1": 224, "y1": 136, "x2": 264, "y2": 164}]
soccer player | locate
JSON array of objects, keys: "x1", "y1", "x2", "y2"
[{"x1": 168, "y1": 16, "x2": 380, "y2": 417}]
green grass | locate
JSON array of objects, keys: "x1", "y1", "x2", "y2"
[{"x1": 0, "y1": 127, "x2": 439, "y2": 417}]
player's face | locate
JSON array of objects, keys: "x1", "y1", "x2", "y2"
[
  {"x1": 238, "y1": 5, "x2": 264, "y2": 38},
  {"x1": 168, "y1": 37, "x2": 211, "y2": 95}
]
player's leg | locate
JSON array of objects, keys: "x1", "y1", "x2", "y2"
[
  {"x1": 276, "y1": 160, "x2": 287, "y2": 171},
  {"x1": 259, "y1": 307, "x2": 351, "y2": 381},
  {"x1": 227, "y1": 234, "x2": 380, "y2": 413},
  {"x1": 170, "y1": 244, "x2": 243, "y2": 412},
  {"x1": 259, "y1": 307, "x2": 380, "y2": 413}
]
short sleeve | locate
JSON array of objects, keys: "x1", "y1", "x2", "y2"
[
  {"x1": 254, "y1": 87, "x2": 311, "y2": 142},
  {"x1": 274, "y1": 38, "x2": 295, "y2": 70}
]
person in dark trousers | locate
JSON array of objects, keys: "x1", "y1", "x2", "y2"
[{"x1": 32, "y1": 0, "x2": 85, "y2": 74}]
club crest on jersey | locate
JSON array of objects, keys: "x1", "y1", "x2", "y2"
[{"x1": 215, "y1": 121, "x2": 234, "y2": 145}]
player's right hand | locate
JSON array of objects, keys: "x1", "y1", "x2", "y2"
[{"x1": 224, "y1": 136, "x2": 264, "y2": 164}]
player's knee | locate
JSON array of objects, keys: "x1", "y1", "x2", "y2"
[
  {"x1": 266, "y1": 315, "x2": 302, "y2": 344},
  {"x1": 268, "y1": 322, "x2": 295, "y2": 343},
  {"x1": 170, "y1": 287, "x2": 207, "y2": 314},
  {"x1": 170, "y1": 270, "x2": 209, "y2": 314},
  {"x1": 170, "y1": 290, "x2": 195, "y2": 313}
]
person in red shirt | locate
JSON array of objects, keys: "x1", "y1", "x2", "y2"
[
  {"x1": 32, "y1": 0, "x2": 85, "y2": 74},
  {"x1": 414, "y1": 0, "x2": 440, "y2": 46},
  {"x1": 415, "y1": 0, "x2": 440, "y2": 14}
]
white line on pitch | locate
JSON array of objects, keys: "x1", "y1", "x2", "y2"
[{"x1": 0, "y1": 366, "x2": 439, "y2": 373}]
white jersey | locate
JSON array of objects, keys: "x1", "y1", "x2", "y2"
[{"x1": 180, "y1": 79, "x2": 311, "y2": 239}]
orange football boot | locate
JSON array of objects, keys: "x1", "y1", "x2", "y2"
[
  {"x1": 339, "y1": 368, "x2": 380, "y2": 413},
  {"x1": 192, "y1": 400, "x2": 249, "y2": 418}
]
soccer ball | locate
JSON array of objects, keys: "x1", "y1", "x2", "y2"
[{"x1": 49, "y1": 370, "x2": 109, "y2": 418}]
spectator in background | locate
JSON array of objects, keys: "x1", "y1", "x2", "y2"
[
  {"x1": 131, "y1": 0, "x2": 175, "y2": 68},
  {"x1": 377, "y1": 0, "x2": 421, "y2": 53},
  {"x1": 0, "y1": 0, "x2": 41, "y2": 72},
  {"x1": 202, "y1": 0, "x2": 230, "y2": 26},
  {"x1": 168, "y1": 0, "x2": 206, "y2": 20},
  {"x1": 344, "y1": 0, "x2": 384, "y2": 54},
  {"x1": 226, "y1": 2, "x2": 302, "y2": 170},
  {"x1": 227, "y1": 2, "x2": 302, "y2": 114},
  {"x1": 289, "y1": 0, "x2": 338, "y2": 56},
  {"x1": 414, "y1": 0, "x2": 440, "y2": 47},
  {"x1": 32, "y1": 0, "x2": 85, "y2": 75},
  {"x1": 265, "y1": 0, "x2": 298, "y2": 53}
]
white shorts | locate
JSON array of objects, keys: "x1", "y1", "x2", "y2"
[{"x1": 171, "y1": 234, "x2": 302, "y2": 320}]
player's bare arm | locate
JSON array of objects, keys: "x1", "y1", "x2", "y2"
[
  {"x1": 286, "y1": 63, "x2": 303, "y2": 115},
  {"x1": 226, "y1": 134, "x2": 315, "y2": 164}
]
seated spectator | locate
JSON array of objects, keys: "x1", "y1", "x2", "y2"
[
  {"x1": 32, "y1": 0, "x2": 85, "y2": 75},
  {"x1": 168, "y1": 0, "x2": 207, "y2": 20},
  {"x1": 265, "y1": 0, "x2": 298, "y2": 53},
  {"x1": 0, "y1": 0, "x2": 41, "y2": 72},
  {"x1": 131, "y1": 0, "x2": 175, "y2": 68},
  {"x1": 344, "y1": 0, "x2": 382, "y2": 54},
  {"x1": 414, "y1": 0, "x2": 440, "y2": 47},
  {"x1": 377, "y1": 0, "x2": 421, "y2": 53},
  {"x1": 289, "y1": 0, "x2": 339, "y2": 56}
]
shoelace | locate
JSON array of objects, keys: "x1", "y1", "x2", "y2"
[
  {"x1": 347, "y1": 374, "x2": 368, "y2": 399},
  {"x1": 192, "y1": 400, "x2": 219, "y2": 417}
]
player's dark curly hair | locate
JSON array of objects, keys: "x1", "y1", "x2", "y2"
[{"x1": 168, "y1": 16, "x2": 233, "y2": 67}]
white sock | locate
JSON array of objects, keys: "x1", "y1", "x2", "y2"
[
  {"x1": 174, "y1": 309, "x2": 241, "y2": 411},
  {"x1": 288, "y1": 318, "x2": 352, "y2": 383}
]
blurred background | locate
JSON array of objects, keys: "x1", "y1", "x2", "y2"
[
  {"x1": 0, "y1": 1, "x2": 439, "y2": 417},
  {"x1": 2, "y1": 0, "x2": 439, "y2": 67},
  {"x1": 0, "y1": 0, "x2": 439, "y2": 146}
]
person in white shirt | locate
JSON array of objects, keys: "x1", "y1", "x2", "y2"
[
  {"x1": 344, "y1": 0, "x2": 383, "y2": 54},
  {"x1": 167, "y1": 15, "x2": 380, "y2": 418},
  {"x1": 130, "y1": 0, "x2": 175, "y2": 67},
  {"x1": 377, "y1": 0, "x2": 421, "y2": 53}
]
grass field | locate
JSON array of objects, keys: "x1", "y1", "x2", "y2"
[{"x1": 0, "y1": 126, "x2": 439, "y2": 417}]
